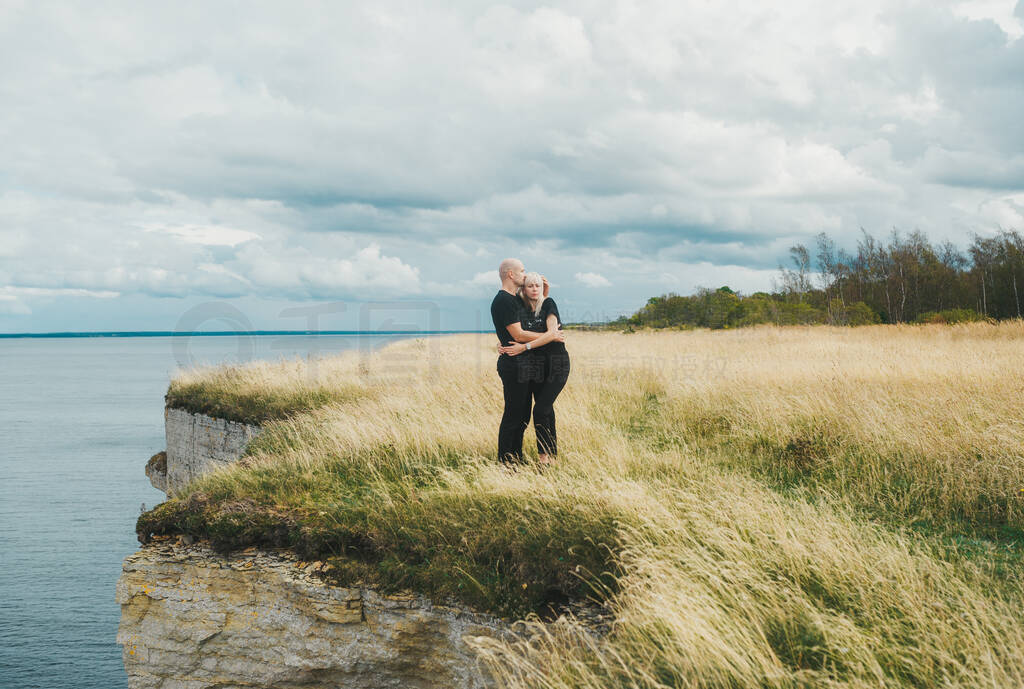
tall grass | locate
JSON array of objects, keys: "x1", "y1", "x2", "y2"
[
  {"x1": 471, "y1": 475, "x2": 1024, "y2": 688},
  {"x1": 589, "y1": 322, "x2": 1024, "y2": 537},
  {"x1": 139, "y1": 322, "x2": 1024, "y2": 687},
  {"x1": 165, "y1": 356, "x2": 374, "y2": 424}
]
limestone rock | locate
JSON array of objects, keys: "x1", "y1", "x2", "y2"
[
  {"x1": 160, "y1": 407, "x2": 263, "y2": 496},
  {"x1": 145, "y1": 451, "x2": 167, "y2": 493},
  {"x1": 116, "y1": 539, "x2": 509, "y2": 688}
]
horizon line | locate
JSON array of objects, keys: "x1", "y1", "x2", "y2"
[{"x1": 0, "y1": 329, "x2": 496, "y2": 339}]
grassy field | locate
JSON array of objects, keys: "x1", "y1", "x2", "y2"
[{"x1": 139, "y1": 322, "x2": 1024, "y2": 688}]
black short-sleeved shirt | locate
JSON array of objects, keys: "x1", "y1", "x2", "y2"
[
  {"x1": 521, "y1": 297, "x2": 566, "y2": 354},
  {"x1": 491, "y1": 290, "x2": 522, "y2": 348}
]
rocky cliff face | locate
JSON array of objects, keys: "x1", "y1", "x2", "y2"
[
  {"x1": 148, "y1": 408, "x2": 263, "y2": 496},
  {"x1": 116, "y1": 537, "x2": 508, "y2": 689}
]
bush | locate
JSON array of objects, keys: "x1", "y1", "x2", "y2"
[
  {"x1": 828, "y1": 299, "x2": 882, "y2": 326},
  {"x1": 914, "y1": 308, "x2": 984, "y2": 324}
]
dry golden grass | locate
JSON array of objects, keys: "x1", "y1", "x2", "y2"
[{"x1": 143, "y1": 321, "x2": 1024, "y2": 688}]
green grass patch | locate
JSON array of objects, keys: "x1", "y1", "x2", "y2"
[
  {"x1": 137, "y1": 447, "x2": 625, "y2": 619},
  {"x1": 165, "y1": 369, "x2": 370, "y2": 424}
]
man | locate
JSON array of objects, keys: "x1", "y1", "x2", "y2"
[{"x1": 490, "y1": 258, "x2": 563, "y2": 465}]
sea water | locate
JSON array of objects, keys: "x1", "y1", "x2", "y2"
[{"x1": 0, "y1": 333, "x2": 445, "y2": 689}]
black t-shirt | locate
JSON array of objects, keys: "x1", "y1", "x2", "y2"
[
  {"x1": 521, "y1": 297, "x2": 566, "y2": 354},
  {"x1": 521, "y1": 297, "x2": 561, "y2": 332},
  {"x1": 491, "y1": 290, "x2": 522, "y2": 348}
]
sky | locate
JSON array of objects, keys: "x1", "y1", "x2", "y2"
[{"x1": 1, "y1": 0, "x2": 1022, "y2": 333}]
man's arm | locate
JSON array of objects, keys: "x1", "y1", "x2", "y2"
[
  {"x1": 505, "y1": 322, "x2": 542, "y2": 343},
  {"x1": 499, "y1": 318, "x2": 565, "y2": 355}
]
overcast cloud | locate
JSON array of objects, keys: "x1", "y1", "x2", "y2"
[{"x1": 1, "y1": 0, "x2": 1022, "y2": 331}]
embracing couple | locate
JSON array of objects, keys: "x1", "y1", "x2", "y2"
[{"x1": 489, "y1": 258, "x2": 571, "y2": 468}]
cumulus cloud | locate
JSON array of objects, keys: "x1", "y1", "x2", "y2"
[
  {"x1": 0, "y1": 1, "x2": 1022, "y2": 329},
  {"x1": 140, "y1": 223, "x2": 261, "y2": 247},
  {"x1": 0, "y1": 295, "x2": 31, "y2": 315},
  {"x1": 575, "y1": 272, "x2": 611, "y2": 288},
  {"x1": 0, "y1": 285, "x2": 120, "y2": 317},
  {"x1": 1, "y1": 286, "x2": 120, "y2": 298},
  {"x1": 952, "y1": 0, "x2": 1024, "y2": 38},
  {"x1": 470, "y1": 270, "x2": 499, "y2": 287}
]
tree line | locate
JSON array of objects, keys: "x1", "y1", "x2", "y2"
[{"x1": 613, "y1": 228, "x2": 1024, "y2": 330}]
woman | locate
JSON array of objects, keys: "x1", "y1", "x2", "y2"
[{"x1": 498, "y1": 272, "x2": 571, "y2": 467}]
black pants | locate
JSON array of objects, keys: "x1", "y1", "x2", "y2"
[
  {"x1": 497, "y1": 355, "x2": 532, "y2": 464},
  {"x1": 530, "y1": 351, "x2": 570, "y2": 456}
]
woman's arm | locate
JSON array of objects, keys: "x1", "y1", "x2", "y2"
[{"x1": 530, "y1": 317, "x2": 564, "y2": 348}]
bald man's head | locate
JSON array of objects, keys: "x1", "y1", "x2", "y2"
[{"x1": 498, "y1": 258, "x2": 525, "y2": 286}]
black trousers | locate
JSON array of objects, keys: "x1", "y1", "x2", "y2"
[
  {"x1": 497, "y1": 355, "x2": 532, "y2": 464},
  {"x1": 496, "y1": 351, "x2": 571, "y2": 463},
  {"x1": 530, "y1": 351, "x2": 570, "y2": 456}
]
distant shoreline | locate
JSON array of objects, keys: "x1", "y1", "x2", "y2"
[{"x1": 0, "y1": 330, "x2": 491, "y2": 339}]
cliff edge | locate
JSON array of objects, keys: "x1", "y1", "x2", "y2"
[
  {"x1": 117, "y1": 536, "x2": 509, "y2": 689},
  {"x1": 147, "y1": 407, "x2": 262, "y2": 496},
  {"x1": 123, "y1": 342, "x2": 618, "y2": 688}
]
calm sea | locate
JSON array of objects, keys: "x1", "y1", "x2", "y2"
[{"x1": 0, "y1": 333, "x2": 458, "y2": 689}]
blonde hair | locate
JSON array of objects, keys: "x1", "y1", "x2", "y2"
[{"x1": 517, "y1": 272, "x2": 545, "y2": 318}]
